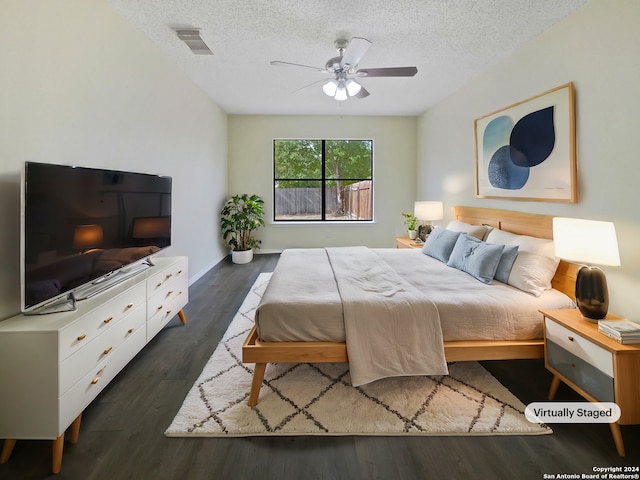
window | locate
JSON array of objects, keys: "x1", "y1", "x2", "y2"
[{"x1": 273, "y1": 139, "x2": 373, "y2": 222}]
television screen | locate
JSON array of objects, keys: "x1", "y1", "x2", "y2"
[{"x1": 21, "y1": 162, "x2": 172, "y2": 313}]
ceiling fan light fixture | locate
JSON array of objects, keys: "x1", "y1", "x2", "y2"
[
  {"x1": 345, "y1": 79, "x2": 361, "y2": 96},
  {"x1": 322, "y1": 79, "x2": 339, "y2": 97}
]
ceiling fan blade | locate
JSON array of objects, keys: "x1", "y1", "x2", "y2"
[
  {"x1": 290, "y1": 78, "x2": 328, "y2": 94},
  {"x1": 355, "y1": 86, "x2": 370, "y2": 99},
  {"x1": 270, "y1": 60, "x2": 326, "y2": 72},
  {"x1": 356, "y1": 67, "x2": 418, "y2": 77},
  {"x1": 340, "y1": 37, "x2": 372, "y2": 70}
]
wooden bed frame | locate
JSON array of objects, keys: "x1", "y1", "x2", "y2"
[{"x1": 242, "y1": 206, "x2": 579, "y2": 406}]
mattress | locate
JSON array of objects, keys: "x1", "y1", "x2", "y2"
[{"x1": 255, "y1": 248, "x2": 575, "y2": 343}]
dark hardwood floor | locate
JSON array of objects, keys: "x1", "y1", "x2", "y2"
[{"x1": 2, "y1": 253, "x2": 639, "y2": 479}]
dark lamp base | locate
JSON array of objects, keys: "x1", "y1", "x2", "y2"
[{"x1": 575, "y1": 265, "x2": 609, "y2": 320}]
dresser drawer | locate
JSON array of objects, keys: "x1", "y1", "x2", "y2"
[
  {"x1": 544, "y1": 317, "x2": 613, "y2": 377},
  {"x1": 546, "y1": 340, "x2": 615, "y2": 402},
  {"x1": 146, "y1": 271, "x2": 188, "y2": 319},
  {"x1": 147, "y1": 287, "x2": 188, "y2": 340},
  {"x1": 59, "y1": 283, "x2": 146, "y2": 361},
  {"x1": 147, "y1": 257, "x2": 187, "y2": 297},
  {"x1": 59, "y1": 325, "x2": 146, "y2": 432},
  {"x1": 59, "y1": 305, "x2": 146, "y2": 394}
]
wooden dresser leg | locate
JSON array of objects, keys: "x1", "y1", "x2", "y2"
[
  {"x1": 248, "y1": 363, "x2": 267, "y2": 406},
  {"x1": 609, "y1": 423, "x2": 626, "y2": 457},
  {"x1": 52, "y1": 434, "x2": 65, "y2": 474},
  {"x1": 178, "y1": 309, "x2": 187, "y2": 325},
  {"x1": 69, "y1": 413, "x2": 82, "y2": 444},
  {"x1": 548, "y1": 375, "x2": 561, "y2": 400},
  {"x1": 0, "y1": 439, "x2": 17, "y2": 463}
]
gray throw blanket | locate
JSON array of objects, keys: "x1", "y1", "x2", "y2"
[{"x1": 326, "y1": 247, "x2": 448, "y2": 386}]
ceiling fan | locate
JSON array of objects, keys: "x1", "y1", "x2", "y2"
[{"x1": 270, "y1": 37, "x2": 418, "y2": 101}]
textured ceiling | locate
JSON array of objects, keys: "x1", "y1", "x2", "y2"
[{"x1": 106, "y1": 0, "x2": 590, "y2": 116}]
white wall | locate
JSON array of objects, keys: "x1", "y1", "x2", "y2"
[
  {"x1": 417, "y1": 0, "x2": 640, "y2": 319},
  {"x1": 0, "y1": 0, "x2": 229, "y2": 319},
  {"x1": 228, "y1": 115, "x2": 417, "y2": 250}
]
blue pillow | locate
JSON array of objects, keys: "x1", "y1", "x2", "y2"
[
  {"x1": 493, "y1": 244, "x2": 519, "y2": 284},
  {"x1": 447, "y1": 234, "x2": 505, "y2": 284},
  {"x1": 422, "y1": 228, "x2": 462, "y2": 263}
]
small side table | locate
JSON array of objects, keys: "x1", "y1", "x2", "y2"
[
  {"x1": 395, "y1": 237, "x2": 423, "y2": 249},
  {"x1": 541, "y1": 308, "x2": 640, "y2": 456}
]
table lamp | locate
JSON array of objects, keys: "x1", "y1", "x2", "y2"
[
  {"x1": 414, "y1": 201, "x2": 443, "y2": 241},
  {"x1": 552, "y1": 217, "x2": 621, "y2": 320}
]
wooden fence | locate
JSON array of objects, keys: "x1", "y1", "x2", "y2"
[{"x1": 275, "y1": 180, "x2": 372, "y2": 220}]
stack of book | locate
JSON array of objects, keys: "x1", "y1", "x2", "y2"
[{"x1": 598, "y1": 319, "x2": 640, "y2": 344}]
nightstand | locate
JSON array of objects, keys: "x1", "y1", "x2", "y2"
[
  {"x1": 395, "y1": 237, "x2": 423, "y2": 249},
  {"x1": 541, "y1": 308, "x2": 640, "y2": 456}
]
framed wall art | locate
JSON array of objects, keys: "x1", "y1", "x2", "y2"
[{"x1": 474, "y1": 82, "x2": 577, "y2": 202}]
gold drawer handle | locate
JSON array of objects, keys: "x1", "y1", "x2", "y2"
[
  {"x1": 103, "y1": 317, "x2": 113, "y2": 324},
  {"x1": 156, "y1": 282, "x2": 162, "y2": 287},
  {"x1": 127, "y1": 328, "x2": 134, "y2": 334},
  {"x1": 126, "y1": 303, "x2": 134, "y2": 309},
  {"x1": 165, "y1": 273, "x2": 173, "y2": 279},
  {"x1": 177, "y1": 270, "x2": 183, "y2": 274},
  {"x1": 567, "y1": 336, "x2": 574, "y2": 342},
  {"x1": 157, "y1": 305, "x2": 163, "y2": 310},
  {"x1": 77, "y1": 334, "x2": 87, "y2": 341},
  {"x1": 91, "y1": 368, "x2": 105, "y2": 385},
  {"x1": 103, "y1": 346, "x2": 113, "y2": 355},
  {"x1": 166, "y1": 309, "x2": 172, "y2": 315},
  {"x1": 167, "y1": 290, "x2": 174, "y2": 295}
]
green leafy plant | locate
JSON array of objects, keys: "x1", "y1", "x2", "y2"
[
  {"x1": 402, "y1": 212, "x2": 419, "y2": 231},
  {"x1": 221, "y1": 194, "x2": 265, "y2": 251}
]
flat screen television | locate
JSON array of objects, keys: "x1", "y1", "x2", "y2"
[{"x1": 21, "y1": 161, "x2": 172, "y2": 314}]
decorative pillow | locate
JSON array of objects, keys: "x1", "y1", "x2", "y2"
[
  {"x1": 485, "y1": 229, "x2": 560, "y2": 295},
  {"x1": 447, "y1": 234, "x2": 505, "y2": 284},
  {"x1": 422, "y1": 227, "x2": 462, "y2": 263},
  {"x1": 493, "y1": 244, "x2": 519, "y2": 284},
  {"x1": 446, "y1": 220, "x2": 490, "y2": 241}
]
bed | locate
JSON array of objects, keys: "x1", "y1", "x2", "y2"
[{"x1": 242, "y1": 206, "x2": 579, "y2": 405}]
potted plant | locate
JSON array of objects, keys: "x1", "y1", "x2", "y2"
[
  {"x1": 402, "y1": 212, "x2": 419, "y2": 240},
  {"x1": 221, "y1": 194, "x2": 265, "y2": 264}
]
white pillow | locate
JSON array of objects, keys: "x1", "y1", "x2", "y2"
[
  {"x1": 485, "y1": 229, "x2": 555, "y2": 257},
  {"x1": 485, "y1": 229, "x2": 559, "y2": 296},
  {"x1": 446, "y1": 220, "x2": 490, "y2": 241}
]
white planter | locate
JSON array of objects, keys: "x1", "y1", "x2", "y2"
[
  {"x1": 408, "y1": 230, "x2": 418, "y2": 240},
  {"x1": 232, "y1": 249, "x2": 253, "y2": 264}
]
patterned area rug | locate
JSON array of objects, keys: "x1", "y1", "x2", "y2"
[{"x1": 165, "y1": 273, "x2": 551, "y2": 437}]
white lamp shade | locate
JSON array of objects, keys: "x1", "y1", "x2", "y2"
[
  {"x1": 553, "y1": 217, "x2": 621, "y2": 266},
  {"x1": 334, "y1": 82, "x2": 348, "y2": 101},
  {"x1": 345, "y1": 79, "x2": 362, "y2": 96},
  {"x1": 322, "y1": 80, "x2": 338, "y2": 97},
  {"x1": 414, "y1": 201, "x2": 444, "y2": 221}
]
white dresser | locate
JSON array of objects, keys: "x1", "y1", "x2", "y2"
[{"x1": 0, "y1": 256, "x2": 188, "y2": 473}]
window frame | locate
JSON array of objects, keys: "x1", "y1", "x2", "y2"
[{"x1": 272, "y1": 138, "x2": 374, "y2": 224}]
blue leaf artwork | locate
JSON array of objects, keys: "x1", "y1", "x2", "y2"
[{"x1": 483, "y1": 106, "x2": 556, "y2": 190}]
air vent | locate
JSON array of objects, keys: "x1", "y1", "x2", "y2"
[{"x1": 174, "y1": 29, "x2": 213, "y2": 55}]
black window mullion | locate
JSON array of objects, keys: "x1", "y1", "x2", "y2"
[{"x1": 321, "y1": 140, "x2": 326, "y2": 221}]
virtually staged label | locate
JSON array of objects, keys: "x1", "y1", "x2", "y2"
[{"x1": 525, "y1": 402, "x2": 621, "y2": 423}]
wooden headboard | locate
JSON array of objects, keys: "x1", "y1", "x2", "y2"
[{"x1": 453, "y1": 206, "x2": 578, "y2": 300}]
